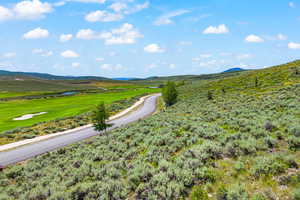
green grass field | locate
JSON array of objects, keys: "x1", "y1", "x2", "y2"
[{"x1": 0, "y1": 88, "x2": 159, "y2": 133}]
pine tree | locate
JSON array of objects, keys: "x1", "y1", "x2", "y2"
[
  {"x1": 162, "y1": 81, "x2": 178, "y2": 107},
  {"x1": 92, "y1": 102, "x2": 111, "y2": 132},
  {"x1": 255, "y1": 77, "x2": 259, "y2": 87},
  {"x1": 207, "y1": 91, "x2": 213, "y2": 100}
]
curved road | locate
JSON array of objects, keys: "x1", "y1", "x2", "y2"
[{"x1": 0, "y1": 94, "x2": 160, "y2": 167}]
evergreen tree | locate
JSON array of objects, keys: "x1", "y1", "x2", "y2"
[
  {"x1": 255, "y1": 77, "x2": 259, "y2": 87},
  {"x1": 92, "y1": 102, "x2": 111, "y2": 132},
  {"x1": 162, "y1": 81, "x2": 178, "y2": 107},
  {"x1": 207, "y1": 91, "x2": 213, "y2": 100}
]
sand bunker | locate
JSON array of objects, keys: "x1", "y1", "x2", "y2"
[{"x1": 13, "y1": 112, "x2": 47, "y2": 121}]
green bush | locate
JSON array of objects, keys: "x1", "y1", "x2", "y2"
[{"x1": 189, "y1": 186, "x2": 209, "y2": 200}]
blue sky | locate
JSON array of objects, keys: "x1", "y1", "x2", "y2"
[{"x1": 0, "y1": 0, "x2": 299, "y2": 78}]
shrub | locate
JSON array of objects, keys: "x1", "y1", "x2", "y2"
[
  {"x1": 293, "y1": 187, "x2": 300, "y2": 200},
  {"x1": 251, "y1": 154, "x2": 297, "y2": 178},
  {"x1": 287, "y1": 136, "x2": 300, "y2": 150},
  {"x1": 226, "y1": 184, "x2": 249, "y2": 200},
  {"x1": 189, "y1": 186, "x2": 209, "y2": 200}
]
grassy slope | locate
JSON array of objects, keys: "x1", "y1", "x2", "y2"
[
  {"x1": 1, "y1": 61, "x2": 300, "y2": 199},
  {"x1": 0, "y1": 88, "x2": 159, "y2": 133}
]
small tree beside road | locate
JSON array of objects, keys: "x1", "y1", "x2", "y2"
[
  {"x1": 92, "y1": 102, "x2": 111, "y2": 132},
  {"x1": 162, "y1": 81, "x2": 178, "y2": 107}
]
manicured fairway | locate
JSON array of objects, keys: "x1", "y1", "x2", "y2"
[{"x1": 0, "y1": 88, "x2": 159, "y2": 132}]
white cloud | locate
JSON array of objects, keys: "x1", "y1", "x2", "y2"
[
  {"x1": 0, "y1": 0, "x2": 53, "y2": 21},
  {"x1": 109, "y1": 2, "x2": 127, "y2": 12},
  {"x1": 179, "y1": 41, "x2": 192, "y2": 46},
  {"x1": 108, "y1": 52, "x2": 117, "y2": 57},
  {"x1": 53, "y1": 1, "x2": 66, "y2": 7},
  {"x1": 3, "y1": 52, "x2": 16, "y2": 58},
  {"x1": 71, "y1": 0, "x2": 106, "y2": 3},
  {"x1": 192, "y1": 54, "x2": 212, "y2": 62},
  {"x1": 144, "y1": 44, "x2": 165, "y2": 53},
  {"x1": 100, "y1": 63, "x2": 125, "y2": 71},
  {"x1": 237, "y1": 54, "x2": 252, "y2": 60},
  {"x1": 72, "y1": 62, "x2": 80, "y2": 67},
  {"x1": 203, "y1": 24, "x2": 229, "y2": 34},
  {"x1": 76, "y1": 29, "x2": 97, "y2": 39},
  {"x1": 124, "y1": 1, "x2": 149, "y2": 15},
  {"x1": 245, "y1": 34, "x2": 264, "y2": 43},
  {"x1": 289, "y1": 2, "x2": 295, "y2": 8},
  {"x1": 14, "y1": 0, "x2": 53, "y2": 20},
  {"x1": 60, "y1": 34, "x2": 73, "y2": 42},
  {"x1": 0, "y1": 6, "x2": 14, "y2": 21},
  {"x1": 85, "y1": 10, "x2": 123, "y2": 22},
  {"x1": 288, "y1": 42, "x2": 300, "y2": 49},
  {"x1": 61, "y1": 50, "x2": 79, "y2": 58},
  {"x1": 104, "y1": 23, "x2": 143, "y2": 45},
  {"x1": 199, "y1": 54, "x2": 212, "y2": 58},
  {"x1": 199, "y1": 60, "x2": 217, "y2": 67},
  {"x1": 76, "y1": 23, "x2": 143, "y2": 45},
  {"x1": 96, "y1": 57, "x2": 104, "y2": 62},
  {"x1": 23, "y1": 27, "x2": 49, "y2": 39},
  {"x1": 154, "y1": 10, "x2": 189, "y2": 26},
  {"x1": 169, "y1": 64, "x2": 176, "y2": 69},
  {"x1": 277, "y1": 34, "x2": 287, "y2": 41},
  {"x1": 32, "y1": 48, "x2": 53, "y2": 57}
]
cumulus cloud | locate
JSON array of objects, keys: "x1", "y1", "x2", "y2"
[
  {"x1": 32, "y1": 49, "x2": 53, "y2": 56},
  {"x1": 96, "y1": 57, "x2": 104, "y2": 62},
  {"x1": 245, "y1": 34, "x2": 264, "y2": 43},
  {"x1": 0, "y1": 6, "x2": 14, "y2": 21},
  {"x1": 0, "y1": 0, "x2": 53, "y2": 21},
  {"x1": 169, "y1": 64, "x2": 176, "y2": 69},
  {"x1": 23, "y1": 27, "x2": 49, "y2": 39},
  {"x1": 76, "y1": 23, "x2": 143, "y2": 45},
  {"x1": 61, "y1": 50, "x2": 79, "y2": 58},
  {"x1": 289, "y1": 2, "x2": 295, "y2": 8},
  {"x1": 237, "y1": 54, "x2": 252, "y2": 60},
  {"x1": 60, "y1": 34, "x2": 72, "y2": 42},
  {"x1": 100, "y1": 63, "x2": 125, "y2": 71},
  {"x1": 288, "y1": 42, "x2": 300, "y2": 49},
  {"x1": 123, "y1": 1, "x2": 149, "y2": 15},
  {"x1": 277, "y1": 34, "x2": 287, "y2": 41},
  {"x1": 154, "y1": 10, "x2": 189, "y2": 26},
  {"x1": 203, "y1": 24, "x2": 229, "y2": 34},
  {"x1": 85, "y1": 10, "x2": 123, "y2": 22},
  {"x1": 144, "y1": 44, "x2": 165, "y2": 53},
  {"x1": 72, "y1": 62, "x2": 80, "y2": 67},
  {"x1": 76, "y1": 29, "x2": 97, "y2": 39},
  {"x1": 109, "y1": 2, "x2": 127, "y2": 12},
  {"x1": 3, "y1": 52, "x2": 16, "y2": 58},
  {"x1": 71, "y1": 0, "x2": 106, "y2": 3},
  {"x1": 14, "y1": 0, "x2": 53, "y2": 20}
]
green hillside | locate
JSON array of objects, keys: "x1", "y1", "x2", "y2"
[{"x1": 1, "y1": 61, "x2": 300, "y2": 199}]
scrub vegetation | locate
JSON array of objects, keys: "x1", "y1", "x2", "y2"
[{"x1": 1, "y1": 60, "x2": 300, "y2": 199}]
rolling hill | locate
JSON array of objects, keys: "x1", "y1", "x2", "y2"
[
  {"x1": 1, "y1": 60, "x2": 299, "y2": 199},
  {"x1": 0, "y1": 70, "x2": 109, "y2": 81}
]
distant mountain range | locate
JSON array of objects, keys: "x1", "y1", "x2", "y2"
[
  {"x1": 223, "y1": 68, "x2": 246, "y2": 73},
  {"x1": 0, "y1": 67, "x2": 246, "y2": 81},
  {"x1": 0, "y1": 70, "x2": 109, "y2": 81}
]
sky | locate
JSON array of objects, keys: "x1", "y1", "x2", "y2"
[{"x1": 0, "y1": 0, "x2": 299, "y2": 78}]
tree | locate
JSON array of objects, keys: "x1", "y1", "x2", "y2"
[
  {"x1": 255, "y1": 77, "x2": 259, "y2": 88},
  {"x1": 207, "y1": 91, "x2": 213, "y2": 100},
  {"x1": 162, "y1": 81, "x2": 178, "y2": 107},
  {"x1": 92, "y1": 102, "x2": 111, "y2": 132}
]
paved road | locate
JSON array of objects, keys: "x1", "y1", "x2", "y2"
[{"x1": 0, "y1": 94, "x2": 160, "y2": 167}]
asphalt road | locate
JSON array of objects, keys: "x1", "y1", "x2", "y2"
[{"x1": 0, "y1": 94, "x2": 160, "y2": 167}]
